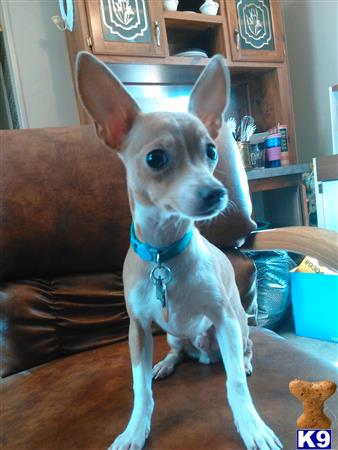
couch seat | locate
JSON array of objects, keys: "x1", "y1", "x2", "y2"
[{"x1": 2, "y1": 327, "x2": 337, "y2": 450}]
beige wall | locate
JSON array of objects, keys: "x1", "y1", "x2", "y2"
[
  {"x1": 283, "y1": 0, "x2": 338, "y2": 163},
  {"x1": 2, "y1": 0, "x2": 79, "y2": 128}
]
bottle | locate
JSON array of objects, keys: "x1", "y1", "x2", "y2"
[
  {"x1": 278, "y1": 124, "x2": 289, "y2": 166},
  {"x1": 264, "y1": 134, "x2": 281, "y2": 168}
]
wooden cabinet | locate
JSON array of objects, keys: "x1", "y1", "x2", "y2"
[
  {"x1": 225, "y1": 0, "x2": 285, "y2": 62},
  {"x1": 64, "y1": 0, "x2": 297, "y2": 164},
  {"x1": 248, "y1": 164, "x2": 310, "y2": 227},
  {"x1": 85, "y1": 0, "x2": 166, "y2": 57}
]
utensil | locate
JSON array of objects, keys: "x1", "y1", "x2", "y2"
[
  {"x1": 239, "y1": 115, "x2": 255, "y2": 141},
  {"x1": 245, "y1": 123, "x2": 256, "y2": 141},
  {"x1": 226, "y1": 117, "x2": 237, "y2": 140}
]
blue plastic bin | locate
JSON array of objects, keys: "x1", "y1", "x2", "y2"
[{"x1": 290, "y1": 271, "x2": 338, "y2": 343}]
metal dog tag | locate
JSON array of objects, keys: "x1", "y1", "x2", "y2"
[
  {"x1": 150, "y1": 263, "x2": 171, "y2": 322},
  {"x1": 155, "y1": 277, "x2": 167, "y2": 307}
]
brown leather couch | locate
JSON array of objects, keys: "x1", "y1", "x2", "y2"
[{"x1": 1, "y1": 125, "x2": 337, "y2": 450}]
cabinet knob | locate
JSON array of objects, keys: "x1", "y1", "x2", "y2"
[
  {"x1": 234, "y1": 28, "x2": 240, "y2": 50},
  {"x1": 154, "y1": 20, "x2": 161, "y2": 47}
]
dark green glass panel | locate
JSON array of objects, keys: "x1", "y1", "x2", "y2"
[
  {"x1": 100, "y1": 0, "x2": 152, "y2": 44},
  {"x1": 236, "y1": 0, "x2": 275, "y2": 51}
]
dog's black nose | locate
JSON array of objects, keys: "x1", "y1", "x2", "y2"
[{"x1": 199, "y1": 187, "x2": 227, "y2": 206}]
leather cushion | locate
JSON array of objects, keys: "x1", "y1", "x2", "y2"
[
  {"x1": 0, "y1": 272, "x2": 128, "y2": 377},
  {"x1": 0, "y1": 248, "x2": 256, "y2": 377},
  {"x1": 225, "y1": 248, "x2": 257, "y2": 323},
  {"x1": 2, "y1": 328, "x2": 337, "y2": 450},
  {"x1": 198, "y1": 124, "x2": 257, "y2": 247},
  {"x1": 0, "y1": 126, "x2": 130, "y2": 281},
  {"x1": 0, "y1": 125, "x2": 255, "y2": 282}
]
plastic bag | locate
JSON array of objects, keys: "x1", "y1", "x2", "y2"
[{"x1": 245, "y1": 251, "x2": 296, "y2": 329}]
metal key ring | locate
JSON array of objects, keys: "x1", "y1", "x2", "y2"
[{"x1": 150, "y1": 264, "x2": 172, "y2": 284}]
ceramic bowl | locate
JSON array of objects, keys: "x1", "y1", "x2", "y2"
[
  {"x1": 163, "y1": 0, "x2": 179, "y2": 11},
  {"x1": 199, "y1": 2, "x2": 219, "y2": 15}
]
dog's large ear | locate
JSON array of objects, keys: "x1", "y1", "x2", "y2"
[
  {"x1": 188, "y1": 55, "x2": 230, "y2": 139},
  {"x1": 76, "y1": 52, "x2": 140, "y2": 149}
]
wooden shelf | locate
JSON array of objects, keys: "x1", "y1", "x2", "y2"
[
  {"x1": 100, "y1": 54, "x2": 284, "y2": 70},
  {"x1": 246, "y1": 164, "x2": 309, "y2": 181},
  {"x1": 101, "y1": 61, "x2": 284, "y2": 86},
  {"x1": 164, "y1": 11, "x2": 223, "y2": 27},
  {"x1": 165, "y1": 12, "x2": 225, "y2": 59},
  {"x1": 165, "y1": 56, "x2": 210, "y2": 66}
]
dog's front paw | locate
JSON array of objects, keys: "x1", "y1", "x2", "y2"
[
  {"x1": 236, "y1": 411, "x2": 282, "y2": 450},
  {"x1": 108, "y1": 412, "x2": 152, "y2": 450},
  {"x1": 152, "y1": 358, "x2": 175, "y2": 379},
  {"x1": 108, "y1": 425, "x2": 149, "y2": 450}
]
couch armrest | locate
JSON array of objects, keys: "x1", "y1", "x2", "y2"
[{"x1": 242, "y1": 226, "x2": 338, "y2": 270}]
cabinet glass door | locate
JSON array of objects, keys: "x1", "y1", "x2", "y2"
[
  {"x1": 226, "y1": 0, "x2": 284, "y2": 62},
  {"x1": 100, "y1": 0, "x2": 152, "y2": 43},
  {"x1": 86, "y1": 0, "x2": 166, "y2": 57}
]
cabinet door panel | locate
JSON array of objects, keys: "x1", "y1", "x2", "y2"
[
  {"x1": 86, "y1": 0, "x2": 166, "y2": 57},
  {"x1": 226, "y1": 0, "x2": 284, "y2": 62}
]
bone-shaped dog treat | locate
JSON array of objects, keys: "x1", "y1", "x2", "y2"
[{"x1": 289, "y1": 379, "x2": 337, "y2": 429}]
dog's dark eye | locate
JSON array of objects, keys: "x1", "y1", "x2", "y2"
[
  {"x1": 206, "y1": 144, "x2": 218, "y2": 161},
  {"x1": 146, "y1": 149, "x2": 169, "y2": 170}
]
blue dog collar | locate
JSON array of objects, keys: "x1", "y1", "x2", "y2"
[{"x1": 130, "y1": 223, "x2": 193, "y2": 263}]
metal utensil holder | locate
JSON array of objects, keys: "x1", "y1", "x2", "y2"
[{"x1": 237, "y1": 141, "x2": 251, "y2": 169}]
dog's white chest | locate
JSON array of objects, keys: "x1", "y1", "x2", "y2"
[{"x1": 129, "y1": 254, "x2": 222, "y2": 339}]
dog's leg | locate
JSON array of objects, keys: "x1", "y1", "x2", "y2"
[
  {"x1": 214, "y1": 310, "x2": 282, "y2": 450},
  {"x1": 152, "y1": 334, "x2": 184, "y2": 380},
  {"x1": 244, "y1": 336, "x2": 253, "y2": 376},
  {"x1": 110, "y1": 318, "x2": 153, "y2": 450}
]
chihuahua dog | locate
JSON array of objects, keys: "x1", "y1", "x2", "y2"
[{"x1": 76, "y1": 52, "x2": 282, "y2": 450}]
